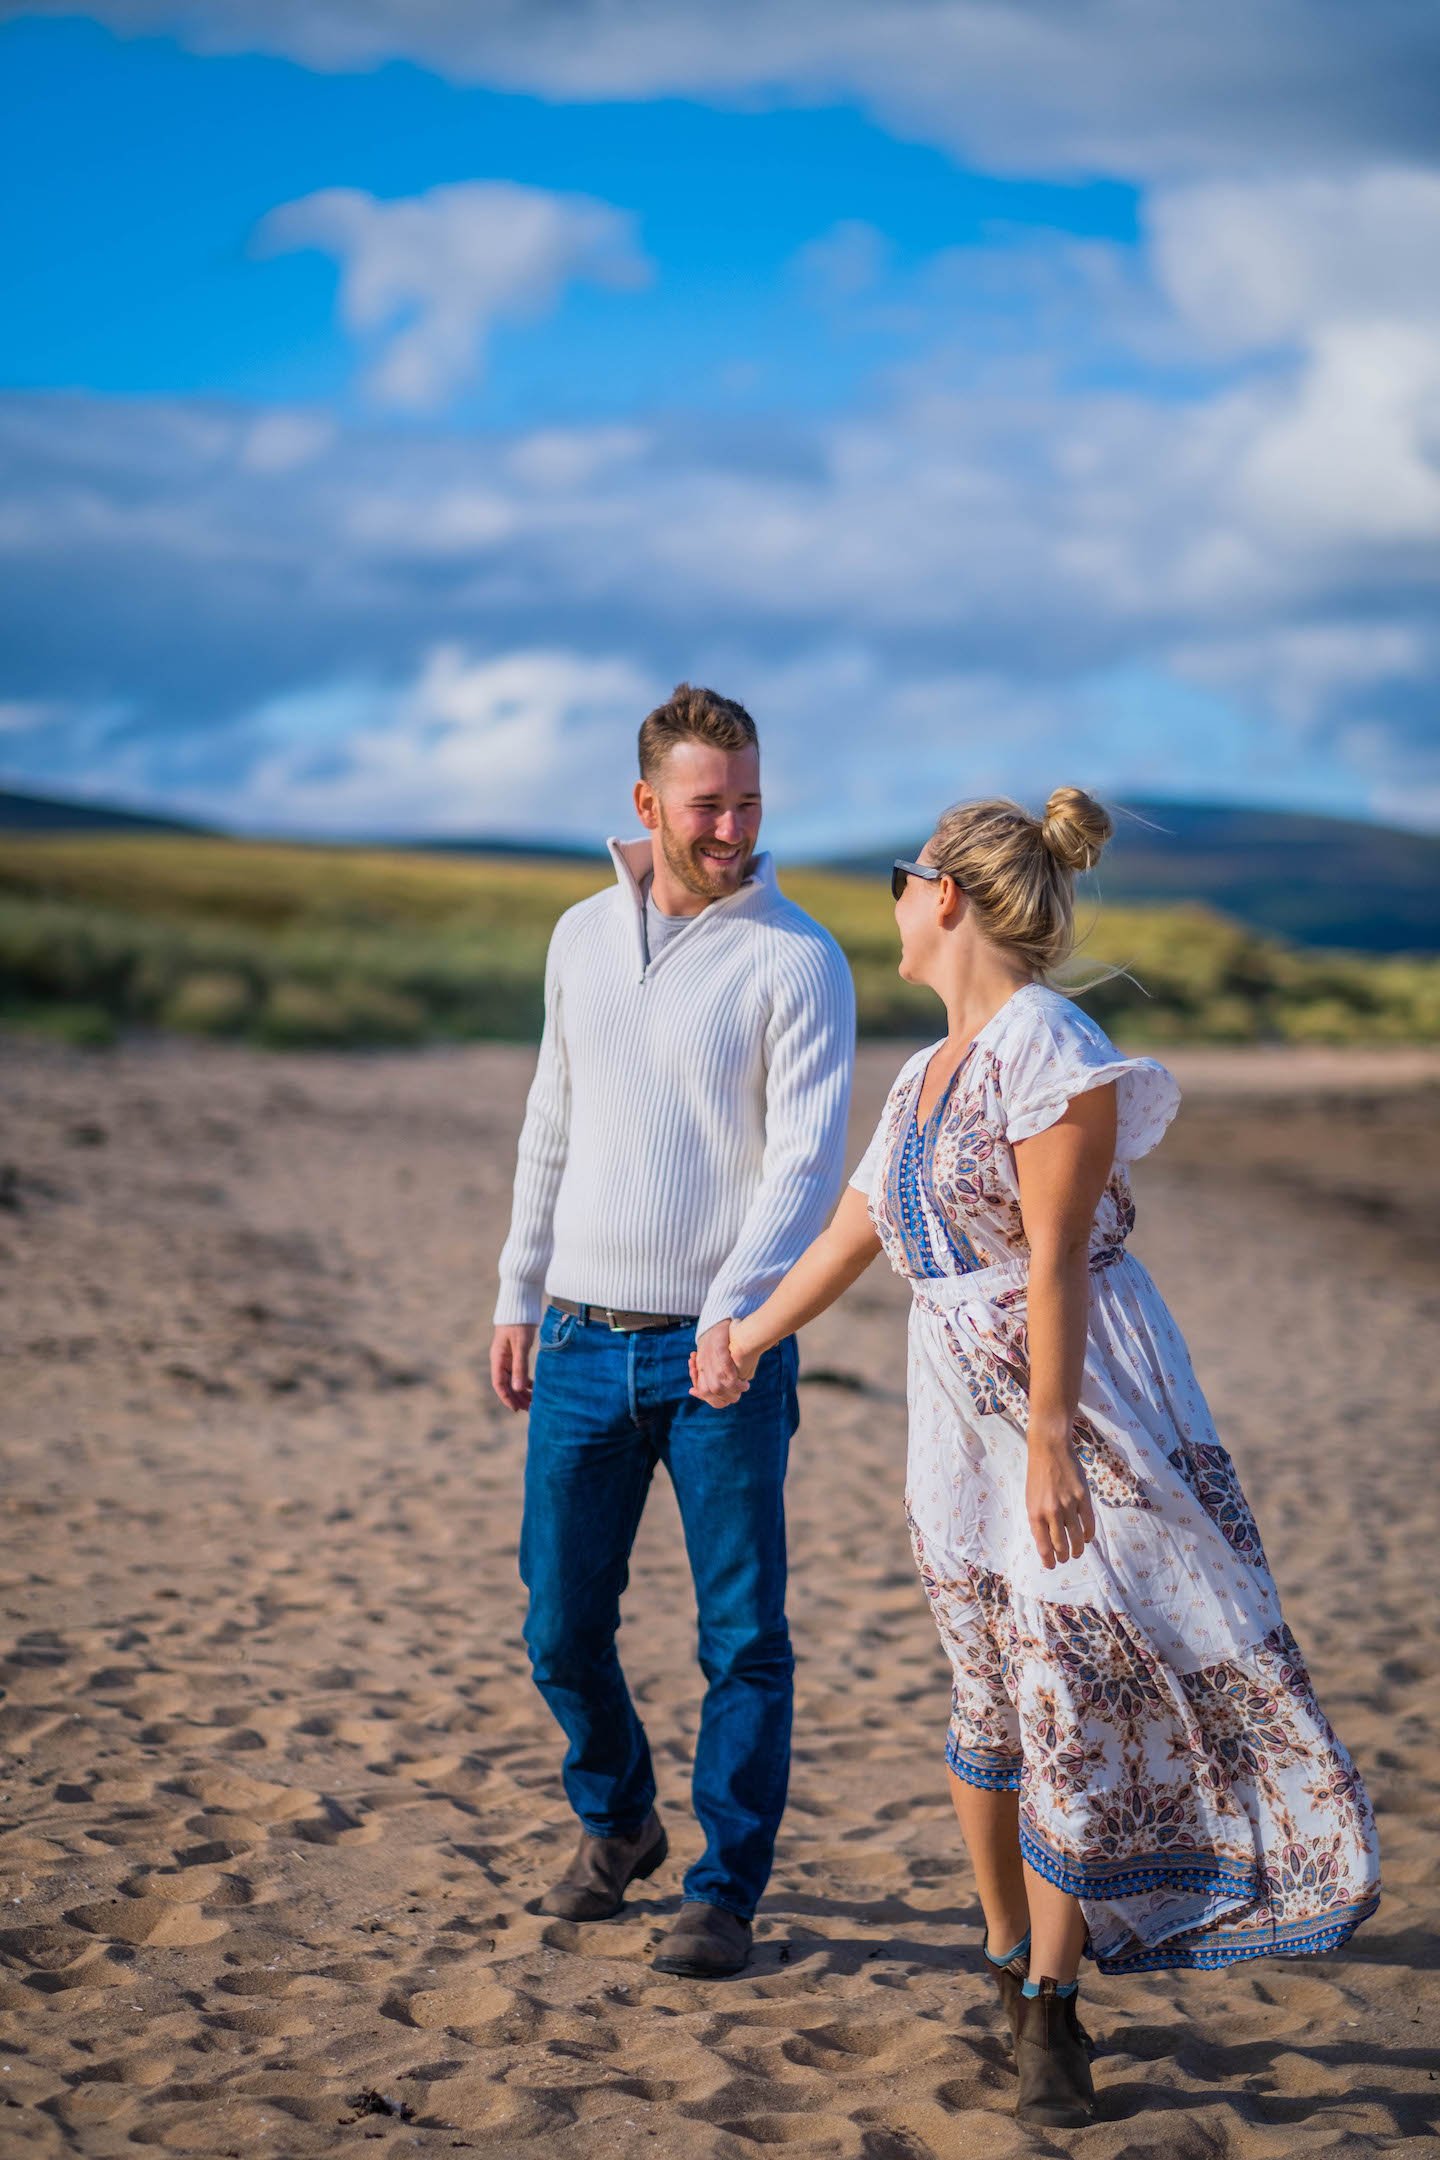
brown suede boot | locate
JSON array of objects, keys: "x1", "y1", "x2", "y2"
[
  {"x1": 986, "y1": 1938, "x2": 1097, "y2": 2063},
  {"x1": 537, "y1": 1809, "x2": 667, "y2": 1921},
  {"x1": 651, "y1": 1900, "x2": 752, "y2": 1978},
  {"x1": 1014, "y1": 1979, "x2": 1096, "y2": 2129},
  {"x1": 984, "y1": 1939, "x2": 1031, "y2": 2055}
]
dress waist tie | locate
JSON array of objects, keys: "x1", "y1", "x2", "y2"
[{"x1": 912, "y1": 1242, "x2": 1127, "y2": 1320}]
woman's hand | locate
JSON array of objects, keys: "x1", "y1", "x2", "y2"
[
  {"x1": 1025, "y1": 1433, "x2": 1096, "y2": 1569},
  {"x1": 688, "y1": 1320, "x2": 763, "y2": 1406}
]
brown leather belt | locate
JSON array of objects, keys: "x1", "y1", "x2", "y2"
[{"x1": 550, "y1": 1295, "x2": 697, "y2": 1333}]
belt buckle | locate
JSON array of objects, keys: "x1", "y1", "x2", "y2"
[{"x1": 604, "y1": 1307, "x2": 628, "y2": 1332}]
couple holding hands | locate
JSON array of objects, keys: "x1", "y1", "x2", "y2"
[{"x1": 489, "y1": 683, "x2": 1378, "y2": 2130}]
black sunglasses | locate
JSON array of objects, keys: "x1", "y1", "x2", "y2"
[{"x1": 891, "y1": 858, "x2": 945, "y2": 902}]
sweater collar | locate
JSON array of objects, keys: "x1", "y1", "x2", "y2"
[{"x1": 606, "y1": 835, "x2": 777, "y2": 976}]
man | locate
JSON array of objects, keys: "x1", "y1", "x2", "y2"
[{"x1": 490, "y1": 683, "x2": 855, "y2": 1978}]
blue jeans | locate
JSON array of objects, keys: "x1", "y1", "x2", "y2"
[{"x1": 519, "y1": 1306, "x2": 800, "y2": 1921}]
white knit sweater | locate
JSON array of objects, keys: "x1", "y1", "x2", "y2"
[{"x1": 493, "y1": 837, "x2": 856, "y2": 1335}]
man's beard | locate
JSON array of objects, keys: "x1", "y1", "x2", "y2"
[{"x1": 657, "y1": 814, "x2": 753, "y2": 901}]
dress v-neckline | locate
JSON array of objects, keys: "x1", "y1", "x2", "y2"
[{"x1": 911, "y1": 981, "x2": 1038, "y2": 1130}]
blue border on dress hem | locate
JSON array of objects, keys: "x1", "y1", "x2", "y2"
[
  {"x1": 1094, "y1": 1893, "x2": 1380, "y2": 1973},
  {"x1": 1018, "y1": 1822, "x2": 1380, "y2": 1973},
  {"x1": 945, "y1": 1737, "x2": 1023, "y2": 1792},
  {"x1": 1019, "y1": 1822, "x2": 1257, "y2": 1901}
]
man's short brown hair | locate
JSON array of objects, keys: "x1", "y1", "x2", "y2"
[{"x1": 638, "y1": 682, "x2": 758, "y2": 783}]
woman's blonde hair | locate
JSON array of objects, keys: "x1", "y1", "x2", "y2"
[{"x1": 926, "y1": 787, "x2": 1114, "y2": 978}]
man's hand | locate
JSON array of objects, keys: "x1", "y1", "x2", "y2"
[
  {"x1": 490, "y1": 1324, "x2": 537, "y2": 1412},
  {"x1": 688, "y1": 1318, "x2": 749, "y2": 1408}
]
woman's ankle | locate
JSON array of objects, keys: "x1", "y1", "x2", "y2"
[{"x1": 983, "y1": 1919, "x2": 1032, "y2": 1966}]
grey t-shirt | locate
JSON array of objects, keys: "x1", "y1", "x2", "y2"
[{"x1": 642, "y1": 878, "x2": 694, "y2": 965}]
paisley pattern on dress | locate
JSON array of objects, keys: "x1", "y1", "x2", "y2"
[{"x1": 850, "y1": 982, "x2": 1380, "y2": 1974}]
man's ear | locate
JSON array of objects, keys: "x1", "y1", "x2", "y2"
[{"x1": 634, "y1": 777, "x2": 659, "y2": 831}]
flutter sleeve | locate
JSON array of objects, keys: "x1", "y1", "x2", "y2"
[
  {"x1": 848, "y1": 1109, "x2": 890, "y2": 1200},
  {"x1": 1001, "y1": 997, "x2": 1180, "y2": 1162}
]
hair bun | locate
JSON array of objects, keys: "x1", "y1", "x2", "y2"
[{"x1": 1041, "y1": 787, "x2": 1113, "y2": 873}]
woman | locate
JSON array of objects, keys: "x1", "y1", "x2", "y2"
[{"x1": 692, "y1": 789, "x2": 1380, "y2": 2130}]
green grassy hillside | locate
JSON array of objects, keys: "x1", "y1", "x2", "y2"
[{"x1": 0, "y1": 833, "x2": 1435, "y2": 1047}]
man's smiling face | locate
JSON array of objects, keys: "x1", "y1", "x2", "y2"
[{"x1": 640, "y1": 737, "x2": 762, "y2": 902}]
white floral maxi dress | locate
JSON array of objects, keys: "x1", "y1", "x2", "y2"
[{"x1": 850, "y1": 983, "x2": 1380, "y2": 1974}]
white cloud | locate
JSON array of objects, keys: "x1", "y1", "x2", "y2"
[
  {"x1": 1152, "y1": 168, "x2": 1440, "y2": 351},
  {"x1": 254, "y1": 181, "x2": 650, "y2": 410},
  {"x1": 1235, "y1": 322, "x2": 1440, "y2": 547},
  {"x1": 21, "y1": 1, "x2": 1440, "y2": 181},
  {"x1": 505, "y1": 425, "x2": 649, "y2": 491},
  {"x1": 239, "y1": 410, "x2": 337, "y2": 473},
  {"x1": 1144, "y1": 169, "x2": 1440, "y2": 552},
  {"x1": 232, "y1": 647, "x2": 657, "y2": 835}
]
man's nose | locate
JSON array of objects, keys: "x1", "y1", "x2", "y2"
[{"x1": 712, "y1": 810, "x2": 745, "y2": 842}]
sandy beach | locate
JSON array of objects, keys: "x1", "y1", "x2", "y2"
[{"x1": 1, "y1": 1033, "x2": 1436, "y2": 2159}]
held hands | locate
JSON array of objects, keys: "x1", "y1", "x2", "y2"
[
  {"x1": 689, "y1": 1319, "x2": 761, "y2": 1407},
  {"x1": 1025, "y1": 1427, "x2": 1097, "y2": 1569}
]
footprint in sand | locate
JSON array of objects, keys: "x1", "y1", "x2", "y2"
[
  {"x1": 180, "y1": 1811, "x2": 270, "y2": 1850},
  {"x1": 213, "y1": 1966, "x2": 296, "y2": 1998},
  {"x1": 713, "y1": 2111, "x2": 826, "y2": 2146},
  {"x1": 121, "y1": 1863, "x2": 255, "y2": 1908},
  {"x1": 0, "y1": 1705, "x2": 69, "y2": 1754},
  {"x1": 29, "y1": 1946, "x2": 140, "y2": 1993},
  {"x1": 202, "y1": 1996, "x2": 314, "y2": 2036},
  {"x1": 168, "y1": 1770, "x2": 317, "y2": 1820},
  {"x1": 69, "y1": 2053, "x2": 174, "y2": 2089},
  {"x1": 280, "y1": 1795, "x2": 381, "y2": 1845},
  {"x1": 0, "y1": 1920, "x2": 91, "y2": 1970},
  {"x1": 776, "y1": 2018, "x2": 953, "y2": 2072},
  {"x1": 365, "y1": 1749, "x2": 464, "y2": 1783},
  {"x1": 404, "y1": 1977, "x2": 535, "y2": 2042},
  {"x1": 64, "y1": 1894, "x2": 226, "y2": 1949}
]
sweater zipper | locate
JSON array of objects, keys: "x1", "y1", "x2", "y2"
[{"x1": 620, "y1": 857, "x2": 762, "y2": 984}]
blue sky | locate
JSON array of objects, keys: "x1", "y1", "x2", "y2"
[{"x1": 2, "y1": 2, "x2": 1438, "y2": 847}]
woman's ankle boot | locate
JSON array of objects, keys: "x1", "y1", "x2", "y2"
[
  {"x1": 984, "y1": 1940, "x2": 1030, "y2": 2055},
  {"x1": 1014, "y1": 1979, "x2": 1095, "y2": 2129}
]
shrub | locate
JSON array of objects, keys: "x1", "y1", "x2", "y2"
[
  {"x1": 163, "y1": 970, "x2": 258, "y2": 1036},
  {"x1": 334, "y1": 981, "x2": 427, "y2": 1044},
  {"x1": 257, "y1": 982, "x2": 356, "y2": 1047}
]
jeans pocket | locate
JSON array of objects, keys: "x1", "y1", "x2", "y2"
[{"x1": 538, "y1": 1304, "x2": 577, "y2": 1353}]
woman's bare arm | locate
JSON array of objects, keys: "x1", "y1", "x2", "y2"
[
  {"x1": 690, "y1": 1186, "x2": 882, "y2": 1401},
  {"x1": 1013, "y1": 1085, "x2": 1117, "y2": 1568}
]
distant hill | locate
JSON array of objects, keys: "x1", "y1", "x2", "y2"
[
  {"x1": 0, "y1": 787, "x2": 211, "y2": 837},
  {"x1": 410, "y1": 834, "x2": 606, "y2": 863},
  {"x1": 824, "y1": 800, "x2": 1440, "y2": 955},
  {"x1": 0, "y1": 793, "x2": 604, "y2": 860}
]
